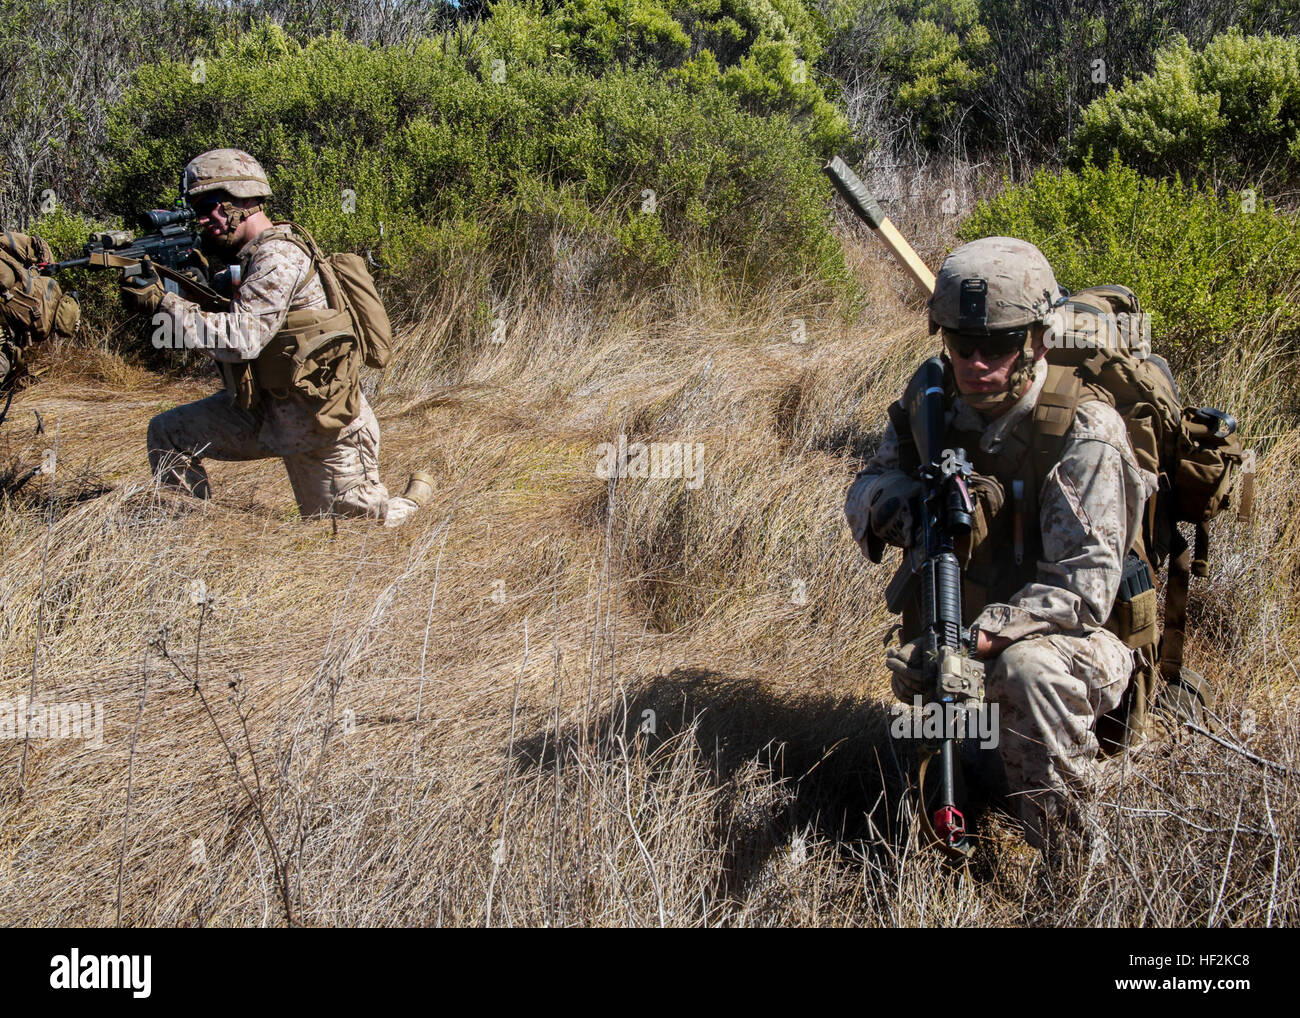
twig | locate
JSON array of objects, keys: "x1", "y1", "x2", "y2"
[
  {"x1": 1208, "y1": 792, "x2": 1246, "y2": 927},
  {"x1": 486, "y1": 616, "x2": 529, "y2": 927},
  {"x1": 154, "y1": 615, "x2": 295, "y2": 927},
  {"x1": 18, "y1": 417, "x2": 57, "y2": 799},
  {"x1": 408, "y1": 526, "x2": 449, "y2": 818},
  {"x1": 116, "y1": 643, "x2": 149, "y2": 926},
  {"x1": 620, "y1": 735, "x2": 666, "y2": 928},
  {"x1": 1263, "y1": 777, "x2": 1280, "y2": 928},
  {"x1": 1186, "y1": 722, "x2": 1290, "y2": 775}
]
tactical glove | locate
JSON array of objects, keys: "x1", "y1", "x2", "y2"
[
  {"x1": 177, "y1": 249, "x2": 211, "y2": 288},
  {"x1": 885, "y1": 639, "x2": 930, "y2": 701},
  {"x1": 120, "y1": 261, "x2": 166, "y2": 315},
  {"x1": 868, "y1": 474, "x2": 922, "y2": 547}
]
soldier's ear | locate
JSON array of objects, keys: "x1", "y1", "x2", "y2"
[{"x1": 1030, "y1": 323, "x2": 1049, "y2": 359}]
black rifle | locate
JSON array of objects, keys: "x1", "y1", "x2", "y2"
[
  {"x1": 887, "y1": 357, "x2": 985, "y2": 858},
  {"x1": 39, "y1": 207, "x2": 236, "y2": 308}
]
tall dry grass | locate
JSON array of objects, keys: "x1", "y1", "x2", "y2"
[{"x1": 1, "y1": 221, "x2": 1298, "y2": 927}]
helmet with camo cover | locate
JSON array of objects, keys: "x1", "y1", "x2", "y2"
[
  {"x1": 181, "y1": 148, "x2": 273, "y2": 202},
  {"x1": 928, "y1": 236, "x2": 1064, "y2": 335},
  {"x1": 928, "y1": 237, "x2": 1066, "y2": 411}
]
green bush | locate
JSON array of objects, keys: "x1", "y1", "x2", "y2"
[
  {"x1": 102, "y1": 13, "x2": 848, "y2": 301},
  {"x1": 1073, "y1": 30, "x2": 1300, "y2": 184},
  {"x1": 960, "y1": 159, "x2": 1300, "y2": 357},
  {"x1": 876, "y1": 0, "x2": 990, "y2": 145}
]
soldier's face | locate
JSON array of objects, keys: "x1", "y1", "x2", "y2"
[
  {"x1": 949, "y1": 343, "x2": 1021, "y2": 395},
  {"x1": 946, "y1": 327, "x2": 1047, "y2": 397},
  {"x1": 194, "y1": 195, "x2": 243, "y2": 247}
]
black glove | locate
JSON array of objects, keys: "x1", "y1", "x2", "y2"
[
  {"x1": 885, "y1": 639, "x2": 931, "y2": 701},
  {"x1": 120, "y1": 261, "x2": 166, "y2": 315},
  {"x1": 868, "y1": 475, "x2": 922, "y2": 547}
]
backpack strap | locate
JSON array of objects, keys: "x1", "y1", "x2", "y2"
[
  {"x1": 240, "y1": 223, "x2": 326, "y2": 304},
  {"x1": 1030, "y1": 363, "x2": 1084, "y2": 471}
]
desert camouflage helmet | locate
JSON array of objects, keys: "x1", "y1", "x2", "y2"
[
  {"x1": 181, "y1": 148, "x2": 273, "y2": 201},
  {"x1": 928, "y1": 236, "x2": 1064, "y2": 334}
]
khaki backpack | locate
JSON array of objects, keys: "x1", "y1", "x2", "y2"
[
  {"x1": 1, "y1": 230, "x2": 80, "y2": 386},
  {"x1": 224, "y1": 223, "x2": 395, "y2": 433},
  {"x1": 271, "y1": 223, "x2": 393, "y2": 370},
  {"x1": 1045, "y1": 284, "x2": 1249, "y2": 748}
]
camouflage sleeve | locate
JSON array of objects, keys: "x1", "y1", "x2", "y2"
[
  {"x1": 845, "y1": 417, "x2": 915, "y2": 556},
  {"x1": 156, "y1": 239, "x2": 313, "y2": 361},
  {"x1": 972, "y1": 401, "x2": 1158, "y2": 642}
]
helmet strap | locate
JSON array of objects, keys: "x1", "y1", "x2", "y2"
[{"x1": 211, "y1": 199, "x2": 264, "y2": 237}]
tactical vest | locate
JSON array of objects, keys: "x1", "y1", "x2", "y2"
[
  {"x1": 222, "y1": 224, "x2": 362, "y2": 433},
  {"x1": 951, "y1": 364, "x2": 1096, "y2": 618}
]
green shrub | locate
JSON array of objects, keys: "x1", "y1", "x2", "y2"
[
  {"x1": 820, "y1": 0, "x2": 991, "y2": 148},
  {"x1": 102, "y1": 13, "x2": 848, "y2": 303},
  {"x1": 1073, "y1": 30, "x2": 1300, "y2": 184},
  {"x1": 557, "y1": 0, "x2": 692, "y2": 69},
  {"x1": 877, "y1": 0, "x2": 989, "y2": 144},
  {"x1": 960, "y1": 159, "x2": 1300, "y2": 358}
]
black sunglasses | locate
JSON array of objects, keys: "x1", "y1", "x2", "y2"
[
  {"x1": 942, "y1": 327, "x2": 1029, "y2": 360},
  {"x1": 190, "y1": 193, "x2": 229, "y2": 215}
]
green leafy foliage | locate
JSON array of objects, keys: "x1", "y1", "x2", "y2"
[
  {"x1": 547, "y1": 0, "x2": 849, "y2": 150},
  {"x1": 557, "y1": 0, "x2": 692, "y2": 69},
  {"x1": 1073, "y1": 30, "x2": 1300, "y2": 184},
  {"x1": 876, "y1": 0, "x2": 990, "y2": 144},
  {"x1": 102, "y1": 14, "x2": 847, "y2": 300},
  {"x1": 960, "y1": 159, "x2": 1300, "y2": 357}
]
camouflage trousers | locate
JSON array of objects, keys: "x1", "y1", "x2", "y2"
[
  {"x1": 987, "y1": 629, "x2": 1133, "y2": 851},
  {"x1": 146, "y1": 390, "x2": 419, "y2": 526}
]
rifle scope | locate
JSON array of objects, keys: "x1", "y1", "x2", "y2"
[{"x1": 144, "y1": 207, "x2": 195, "y2": 229}]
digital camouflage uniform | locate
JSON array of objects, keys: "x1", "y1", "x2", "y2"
[
  {"x1": 148, "y1": 230, "x2": 419, "y2": 525},
  {"x1": 847, "y1": 356, "x2": 1158, "y2": 848}
]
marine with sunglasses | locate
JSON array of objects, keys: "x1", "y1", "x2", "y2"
[
  {"x1": 123, "y1": 148, "x2": 431, "y2": 525},
  {"x1": 845, "y1": 236, "x2": 1157, "y2": 857}
]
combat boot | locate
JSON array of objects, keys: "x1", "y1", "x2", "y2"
[{"x1": 402, "y1": 471, "x2": 435, "y2": 507}]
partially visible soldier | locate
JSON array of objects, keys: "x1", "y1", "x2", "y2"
[
  {"x1": 1, "y1": 230, "x2": 80, "y2": 389},
  {"x1": 123, "y1": 148, "x2": 430, "y2": 525},
  {"x1": 845, "y1": 237, "x2": 1157, "y2": 854}
]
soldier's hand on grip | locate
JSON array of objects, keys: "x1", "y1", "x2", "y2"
[
  {"x1": 886, "y1": 639, "x2": 929, "y2": 701},
  {"x1": 120, "y1": 260, "x2": 166, "y2": 315}
]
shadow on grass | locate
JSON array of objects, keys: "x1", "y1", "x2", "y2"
[{"x1": 510, "y1": 664, "x2": 980, "y2": 907}]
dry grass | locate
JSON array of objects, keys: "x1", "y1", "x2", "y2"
[{"x1": 1, "y1": 228, "x2": 1298, "y2": 927}]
